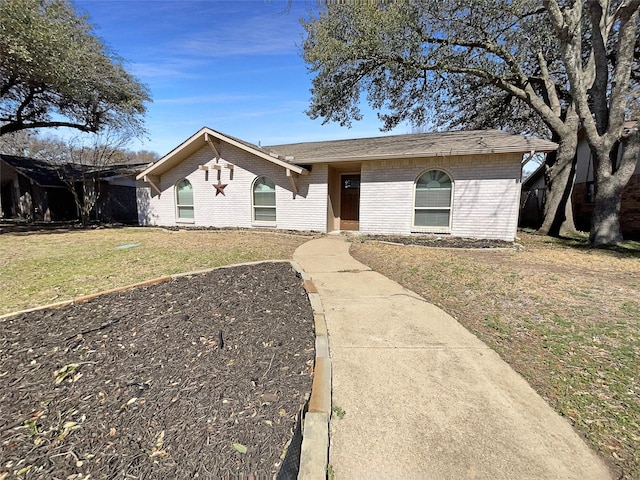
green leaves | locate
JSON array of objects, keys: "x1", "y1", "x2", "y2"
[
  {"x1": 232, "y1": 442, "x2": 247, "y2": 454},
  {"x1": 53, "y1": 363, "x2": 80, "y2": 385},
  {"x1": 300, "y1": 1, "x2": 559, "y2": 135},
  {"x1": 0, "y1": 0, "x2": 150, "y2": 136}
]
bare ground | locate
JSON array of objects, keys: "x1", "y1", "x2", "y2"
[{"x1": 0, "y1": 262, "x2": 314, "y2": 479}]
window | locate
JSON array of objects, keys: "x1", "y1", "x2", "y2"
[
  {"x1": 175, "y1": 179, "x2": 194, "y2": 221},
  {"x1": 414, "y1": 170, "x2": 452, "y2": 230},
  {"x1": 252, "y1": 176, "x2": 276, "y2": 224}
]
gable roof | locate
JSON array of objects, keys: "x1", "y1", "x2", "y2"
[
  {"x1": 137, "y1": 127, "x2": 558, "y2": 180},
  {"x1": 265, "y1": 129, "x2": 558, "y2": 164},
  {"x1": 136, "y1": 127, "x2": 308, "y2": 180}
]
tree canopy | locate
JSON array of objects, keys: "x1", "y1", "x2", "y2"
[
  {"x1": 0, "y1": 0, "x2": 150, "y2": 137},
  {"x1": 303, "y1": 1, "x2": 567, "y2": 135},
  {"x1": 302, "y1": 0, "x2": 640, "y2": 245}
]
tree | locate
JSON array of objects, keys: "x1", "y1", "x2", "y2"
[
  {"x1": 0, "y1": 130, "x2": 67, "y2": 161},
  {"x1": 0, "y1": 0, "x2": 150, "y2": 137},
  {"x1": 302, "y1": 1, "x2": 639, "y2": 244},
  {"x1": 55, "y1": 129, "x2": 132, "y2": 226},
  {"x1": 544, "y1": 0, "x2": 640, "y2": 246}
]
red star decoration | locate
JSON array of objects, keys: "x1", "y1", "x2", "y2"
[{"x1": 213, "y1": 181, "x2": 228, "y2": 196}]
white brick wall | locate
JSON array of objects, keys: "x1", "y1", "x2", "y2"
[
  {"x1": 359, "y1": 154, "x2": 522, "y2": 241},
  {"x1": 137, "y1": 143, "x2": 522, "y2": 240},
  {"x1": 138, "y1": 144, "x2": 328, "y2": 232}
]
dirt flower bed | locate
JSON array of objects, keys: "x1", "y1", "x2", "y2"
[
  {"x1": 358, "y1": 234, "x2": 514, "y2": 249},
  {"x1": 0, "y1": 262, "x2": 314, "y2": 479}
]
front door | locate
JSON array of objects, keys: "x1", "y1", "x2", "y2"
[{"x1": 340, "y1": 174, "x2": 360, "y2": 230}]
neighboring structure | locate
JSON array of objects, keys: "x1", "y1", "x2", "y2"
[
  {"x1": 0, "y1": 154, "x2": 145, "y2": 223},
  {"x1": 521, "y1": 122, "x2": 640, "y2": 239},
  {"x1": 0, "y1": 154, "x2": 75, "y2": 221},
  {"x1": 136, "y1": 127, "x2": 557, "y2": 241},
  {"x1": 519, "y1": 162, "x2": 546, "y2": 230}
]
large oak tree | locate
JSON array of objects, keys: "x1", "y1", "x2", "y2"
[
  {"x1": 544, "y1": 0, "x2": 640, "y2": 245},
  {"x1": 302, "y1": 0, "x2": 639, "y2": 246},
  {"x1": 0, "y1": 0, "x2": 150, "y2": 137}
]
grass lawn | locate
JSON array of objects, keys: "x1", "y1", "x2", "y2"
[
  {"x1": 0, "y1": 227, "x2": 311, "y2": 316},
  {"x1": 350, "y1": 232, "x2": 640, "y2": 479},
  {"x1": 2, "y1": 226, "x2": 639, "y2": 477}
]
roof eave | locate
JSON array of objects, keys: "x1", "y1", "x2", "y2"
[
  {"x1": 296, "y1": 145, "x2": 558, "y2": 164},
  {"x1": 136, "y1": 127, "x2": 308, "y2": 181}
]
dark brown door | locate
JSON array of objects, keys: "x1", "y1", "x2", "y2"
[{"x1": 340, "y1": 174, "x2": 360, "y2": 230}]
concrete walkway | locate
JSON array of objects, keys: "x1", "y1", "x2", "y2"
[{"x1": 293, "y1": 236, "x2": 612, "y2": 480}]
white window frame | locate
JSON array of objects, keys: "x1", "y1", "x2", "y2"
[
  {"x1": 175, "y1": 178, "x2": 195, "y2": 223},
  {"x1": 412, "y1": 169, "x2": 453, "y2": 233},
  {"x1": 252, "y1": 176, "x2": 276, "y2": 226}
]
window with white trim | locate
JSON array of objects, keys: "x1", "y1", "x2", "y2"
[
  {"x1": 414, "y1": 170, "x2": 452, "y2": 229},
  {"x1": 252, "y1": 176, "x2": 276, "y2": 224},
  {"x1": 175, "y1": 179, "x2": 194, "y2": 221}
]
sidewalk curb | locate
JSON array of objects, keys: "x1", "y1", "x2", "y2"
[{"x1": 290, "y1": 260, "x2": 332, "y2": 480}]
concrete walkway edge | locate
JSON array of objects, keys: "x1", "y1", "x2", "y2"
[
  {"x1": 292, "y1": 235, "x2": 613, "y2": 480},
  {"x1": 290, "y1": 260, "x2": 332, "y2": 480}
]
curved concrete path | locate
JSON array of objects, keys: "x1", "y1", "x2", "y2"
[{"x1": 293, "y1": 236, "x2": 611, "y2": 480}]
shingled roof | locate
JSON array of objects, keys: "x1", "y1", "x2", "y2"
[
  {"x1": 1, "y1": 154, "x2": 148, "y2": 186},
  {"x1": 265, "y1": 129, "x2": 557, "y2": 164},
  {"x1": 136, "y1": 127, "x2": 309, "y2": 180},
  {"x1": 0, "y1": 154, "x2": 66, "y2": 187},
  {"x1": 138, "y1": 128, "x2": 558, "y2": 181}
]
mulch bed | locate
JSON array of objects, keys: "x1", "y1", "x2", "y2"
[
  {"x1": 359, "y1": 234, "x2": 514, "y2": 249},
  {"x1": 0, "y1": 262, "x2": 315, "y2": 479}
]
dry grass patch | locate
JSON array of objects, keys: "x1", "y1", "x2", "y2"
[
  {"x1": 350, "y1": 233, "x2": 640, "y2": 479},
  {"x1": 0, "y1": 227, "x2": 311, "y2": 316}
]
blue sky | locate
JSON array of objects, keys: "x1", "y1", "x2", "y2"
[{"x1": 73, "y1": 0, "x2": 408, "y2": 156}]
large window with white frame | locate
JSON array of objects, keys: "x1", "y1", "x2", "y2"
[
  {"x1": 252, "y1": 176, "x2": 276, "y2": 224},
  {"x1": 413, "y1": 169, "x2": 453, "y2": 230},
  {"x1": 175, "y1": 178, "x2": 194, "y2": 222}
]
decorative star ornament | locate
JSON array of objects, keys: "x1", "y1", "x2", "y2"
[{"x1": 213, "y1": 181, "x2": 228, "y2": 196}]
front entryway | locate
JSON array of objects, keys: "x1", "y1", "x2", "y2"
[{"x1": 340, "y1": 174, "x2": 360, "y2": 230}]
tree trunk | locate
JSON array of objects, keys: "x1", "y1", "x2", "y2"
[
  {"x1": 538, "y1": 135, "x2": 578, "y2": 237},
  {"x1": 589, "y1": 134, "x2": 639, "y2": 247},
  {"x1": 589, "y1": 173, "x2": 624, "y2": 246},
  {"x1": 79, "y1": 180, "x2": 98, "y2": 227}
]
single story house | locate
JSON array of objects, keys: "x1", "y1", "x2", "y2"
[
  {"x1": 1, "y1": 154, "x2": 76, "y2": 221},
  {"x1": 0, "y1": 154, "x2": 146, "y2": 224},
  {"x1": 521, "y1": 121, "x2": 640, "y2": 239},
  {"x1": 136, "y1": 127, "x2": 557, "y2": 241}
]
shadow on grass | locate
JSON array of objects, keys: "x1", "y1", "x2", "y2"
[
  {"x1": 519, "y1": 228, "x2": 640, "y2": 258},
  {"x1": 0, "y1": 220, "x2": 131, "y2": 236}
]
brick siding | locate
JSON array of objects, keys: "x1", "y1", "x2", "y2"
[
  {"x1": 137, "y1": 144, "x2": 328, "y2": 233},
  {"x1": 138, "y1": 146, "x2": 522, "y2": 241},
  {"x1": 360, "y1": 154, "x2": 522, "y2": 241}
]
